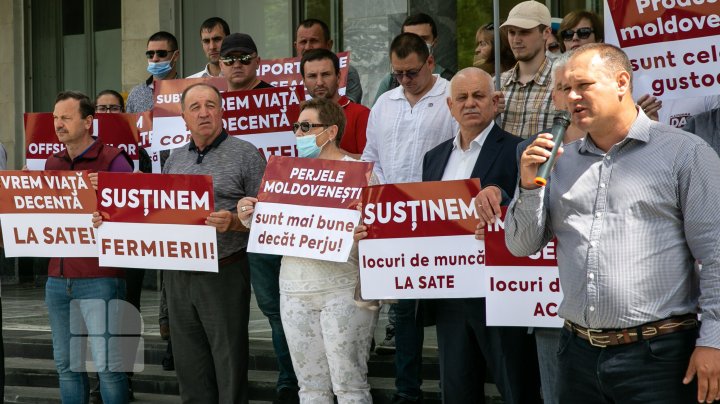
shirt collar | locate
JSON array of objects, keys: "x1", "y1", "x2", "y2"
[
  {"x1": 452, "y1": 121, "x2": 495, "y2": 151},
  {"x1": 188, "y1": 130, "x2": 229, "y2": 153},
  {"x1": 388, "y1": 75, "x2": 445, "y2": 101},
  {"x1": 338, "y1": 95, "x2": 351, "y2": 108},
  {"x1": 579, "y1": 107, "x2": 649, "y2": 154},
  {"x1": 503, "y1": 57, "x2": 554, "y2": 87}
]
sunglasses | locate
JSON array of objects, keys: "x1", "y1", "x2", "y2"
[
  {"x1": 391, "y1": 58, "x2": 428, "y2": 81},
  {"x1": 561, "y1": 27, "x2": 594, "y2": 41},
  {"x1": 547, "y1": 42, "x2": 561, "y2": 52},
  {"x1": 95, "y1": 104, "x2": 123, "y2": 113},
  {"x1": 293, "y1": 122, "x2": 326, "y2": 133},
  {"x1": 220, "y1": 54, "x2": 255, "y2": 66},
  {"x1": 145, "y1": 50, "x2": 175, "y2": 59}
]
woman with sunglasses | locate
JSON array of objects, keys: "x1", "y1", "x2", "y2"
[
  {"x1": 474, "y1": 22, "x2": 516, "y2": 76},
  {"x1": 558, "y1": 10, "x2": 604, "y2": 52},
  {"x1": 237, "y1": 98, "x2": 378, "y2": 404}
]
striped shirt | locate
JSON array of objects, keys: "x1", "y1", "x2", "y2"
[
  {"x1": 505, "y1": 110, "x2": 720, "y2": 349},
  {"x1": 498, "y1": 58, "x2": 556, "y2": 139}
]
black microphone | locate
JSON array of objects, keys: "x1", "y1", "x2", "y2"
[{"x1": 534, "y1": 111, "x2": 572, "y2": 187}]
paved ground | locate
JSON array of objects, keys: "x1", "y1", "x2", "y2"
[{"x1": 1, "y1": 282, "x2": 438, "y2": 350}]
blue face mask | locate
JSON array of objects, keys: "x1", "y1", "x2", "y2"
[
  {"x1": 147, "y1": 59, "x2": 173, "y2": 78},
  {"x1": 296, "y1": 130, "x2": 329, "y2": 158}
]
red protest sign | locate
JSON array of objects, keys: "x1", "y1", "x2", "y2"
[
  {"x1": 607, "y1": 0, "x2": 720, "y2": 48},
  {"x1": 0, "y1": 171, "x2": 96, "y2": 214},
  {"x1": 152, "y1": 77, "x2": 228, "y2": 118},
  {"x1": 361, "y1": 179, "x2": 481, "y2": 240},
  {"x1": 482, "y1": 207, "x2": 562, "y2": 327},
  {"x1": 0, "y1": 171, "x2": 98, "y2": 257},
  {"x1": 97, "y1": 172, "x2": 214, "y2": 225},
  {"x1": 248, "y1": 156, "x2": 372, "y2": 262},
  {"x1": 359, "y1": 179, "x2": 485, "y2": 299},
  {"x1": 221, "y1": 87, "x2": 304, "y2": 158},
  {"x1": 223, "y1": 86, "x2": 303, "y2": 135},
  {"x1": 24, "y1": 113, "x2": 141, "y2": 170},
  {"x1": 257, "y1": 52, "x2": 350, "y2": 92},
  {"x1": 484, "y1": 208, "x2": 558, "y2": 267},
  {"x1": 257, "y1": 155, "x2": 372, "y2": 208},
  {"x1": 97, "y1": 172, "x2": 218, "y2": 272}
]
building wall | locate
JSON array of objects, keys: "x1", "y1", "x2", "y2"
[{"x1": 0, "y1": 0, "x2": 24, "y2": 169}]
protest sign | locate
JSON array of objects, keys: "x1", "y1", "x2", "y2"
[
  {"x1": 24, "y1": 113, "x2": 141, "y2": 170},
  {"x1": 257, "y1": 52, "x2": 350, "y2": 97},
  {"x1": 96, "y1": 172, "x2": 217, "y2": 272},
  {"x1": 247, "y1": 156, "x2": 371, "y2": 262},
  {"x1": 221, "y1": 86, "x2": 304, "y2": 159},
  {"x1": 604, "y1": 0, "x2": 720, "y2": 100},
  {"x1": 358, "y1": 179, "x2": 484, "y2": 299},
  {"x1": 151, "y1": 77, "x2": 227, "y2": 152},
  {"x1": 151, "y1": 78, "x2": 303, "y2": 159},
  {"x1": 0, "y1": 171, "x2": 97, "y2": 257},
  {"x1": 484, "y1": 208, "x2": 562, "y2": 328}
]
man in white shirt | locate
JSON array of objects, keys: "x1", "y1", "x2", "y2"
[
  {"x1": 361, "y1": 32, "x2": 457, "y2": 403},
  {"x1": 421, "y1": 67, "x2": 531, "y2": 404},
  {"x1": 187, "y1": 17, "x2": 229, "y2": 78}
]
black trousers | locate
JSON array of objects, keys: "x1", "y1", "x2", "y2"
[{"x1": 557, "y1": 327, "x2": 697, "y2": 403}]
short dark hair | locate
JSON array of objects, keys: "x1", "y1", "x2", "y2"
[
  {"x1": 56, "y1": 91, "x2": 94, "y2": 119},
  {"x1": 298, "y1": 18, "x2": 331, "y2": 43},
  {"x1": 180, "y1": 83, "x2": 222, "y2": 111},
  {"x1": 402, "y1": 13, "x2": 437, "y2": 39},
  {"x1": 572, "y1": 43, "x2": 633, "y2": 85},
  {"x1": 95, "y1": 89, "x2": 125, "y2": 111},
  {"x1": 148, "y1": 31, "x2": 179, "y2": 51},
  {"x1": 390, "y1": 32, "x2": 429, "y2": 60},
  {"x1": 200, "y1": 17, "x2": 230, "y2": 36},
  {"x1": 300, "y1": 97, "x2": 346, "y2": 144},
  {"x1": 300, "y1": 48, "x2": 339, "y2": 77}
]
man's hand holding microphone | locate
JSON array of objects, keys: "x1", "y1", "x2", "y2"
[{"x1": 520, "y1": 111, "x2": 571, "y2": 189}]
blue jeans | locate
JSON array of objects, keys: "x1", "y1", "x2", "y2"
[
  {"x1": 46, "y1": 277, "x2": 129, "y2": 404},
  {"x1": 557, "y1": 327, "x2": 697, "y2": 403},
  {"x1": 535, "y1": 327, "x2": 561, "y2": 404},
  {"x1": 247, "y1": 252, "x2": 298, "y2": 391},
  {"x1": 391, "y1": 300, "x2": 423, "y2": 400}
]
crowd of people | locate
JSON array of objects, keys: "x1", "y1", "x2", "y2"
[{"x1": 1, "y1": 2, "x2": 720, "y2": 403}]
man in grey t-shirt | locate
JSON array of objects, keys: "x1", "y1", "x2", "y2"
[{"x1": 163, "y1": 83, "x2": 265, "y2": 403}]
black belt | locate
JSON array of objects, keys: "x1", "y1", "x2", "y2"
[{"x1": 218, "y1": 248, "x2": 246, "y2": 266}]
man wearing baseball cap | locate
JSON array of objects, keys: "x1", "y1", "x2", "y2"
[
  {"x1": 498, "y1": 1, "x2": 557, "y2": 139},
  {"x1": 219, "y1": 33, "x2": 273, "y2": 91},
  {"x1": 497, "y1": 1, "x2": 558, "y2": 403}
]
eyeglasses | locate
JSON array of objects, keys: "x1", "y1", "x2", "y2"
[
  {"x1": 561, "y1": 27, "x2": 594, "y2": 41},
  {"x1": 145, "y1": 50, "x2": 175, "y2": 59},
  {"x1": 293, "y1": 122, "x2": 327, "y2": 133},
  {"x1": 95, "y1": 104, "x2": 123, "y2": 113},
  {"x1": 220, "y1": 54, "x2": 255, "y2": 66},
  {"x1": 391, "y1": 58, "x2": 428, "y2": 81}
]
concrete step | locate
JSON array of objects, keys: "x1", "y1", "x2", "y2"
[
  {"x1": 3, "y1": 329, "x2": 441, "y2": 380},
  {"x1": 4, "y1": 357, "x2": 452, "y2": 404}
]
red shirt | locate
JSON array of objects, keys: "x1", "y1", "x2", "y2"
[{"x1": 338, "y1": 96, "x2": 370, "y2": 155}]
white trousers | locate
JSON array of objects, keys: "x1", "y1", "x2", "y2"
[{"x1": 281, "y1": 288, "x2": 378, "y2": 404}]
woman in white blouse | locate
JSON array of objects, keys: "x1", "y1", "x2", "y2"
[{"x1": 238, "y1": 98, "x2": 378, "y2": 404}]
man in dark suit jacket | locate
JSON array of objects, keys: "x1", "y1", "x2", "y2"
[{"x1": 421, "y1": 67, "x2": 541, "y2": 404}]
